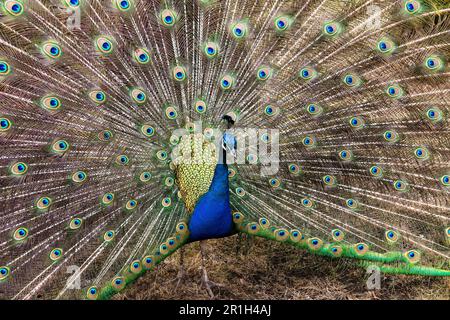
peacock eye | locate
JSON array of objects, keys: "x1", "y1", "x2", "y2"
[
  {"x1": 172, "y1": 65, "x2": 187, "y2": 82},
  {"x1": 115, "y1": 0, "x2": 131, "y2": 11},
  {"x1": 332, "y1": 229, "x2": 345, "y2": 241},
  {"x1": 9, "y1": 161, "x2": 28, "y2": 176},
  {"x1": 246, "y1": 154, "x2": 258, "y2": 164},
  {"x1": 369, "y1": 165, "x2": 383, "y2": 178},
  {"x1": 36, "y1": 196, "x2": 52, "y2": 210},
  {"x1": 268, "y1": 178, "x2": 280, "y2": 189},
  {"x1": 329, "y1": 245, "x2": 343, "y2": 257},
  {"x1": 424, "y1": 55, "x2": 443, "y2": 71},
  {"x1": 98, "y1": 130, "x2": 113, "y2": 142},
  {"x1": 386, "y1": 84, "x2": 403, "y2": 98},
  {"x1": 41, "y1": 96, "x2": 62, "y2": 111},
  {"x1": 274, "y1": 228, "x2": 289, "y2": 241},
  {"x1": 230, "y1": 212, "x2": 243, "y2": 224},
  {"x1": 130, "y1": 260, "x2": 141, "y2": 274},
  {"x1": 230, "y1": 21, "x2": 248, "y2": 39},
  {"x1": 71, "y1": 170, "x2": 87, "y2": 183},
  {"x1": 69, "y1": 218, "x2": 83, "y2": 230},
  {"x1": 129, "y1": 88, "x2": 147, "y2": 104},
  {"x1": 96, "y1": 36, "x2": 114, "y2": 54},
  {"x1": 377, "y1": 37, "x2": 396, "y2": 54},
  {"x1": 4, "y1": 1, "x2": 24, "y2": 16},
  {"x1": 348, "y1": 116, "x2": 365, "y2": 129},
  {"x1": 220, "y1": 74, "x2": 235, "y2": 90},
  {"x1": 264, "y1": 105, "x2": 279, "y2": 116},
  {"x1": 0, "y1": 60, "x2": 11, "y2": 76},
  {"x1": 338, "y1": 149, "x2": 352, "y2": 161},
  {"x1": 288, "y1": 163, "x2": 301, "y2": 175},
  {"x1": 160, "y1": 9, "x2": 178, "y2": 27},
  {"x1": 383, "y1": 130, "x2": 399, "y2": 143},
  {"x1": 50, "y1": 248, "x2": 64, "y2": 261},
  {"x1": 116, "y1": 155, "x2": 129, "y2": 165},
  {"x1": 194, "y1": 99, "x2": 207, "y2": 113},
  {"x1": 236, "y1": 187, "x2": 246, "y2": 197},
  {"x1": 111, "y1": 276, "x2": 126, "y2": 291},
  {"x1": 139, "y1": 124, "x2": 154, "y2": 138},
  {"x1": 290, "y1": 229, "x2": 301, "y2": 240},
  {"x1": 139, "y1": 171, "x2": 151, "y2": 183},
  {"x1": 104, "y1": 230, "x2": 115, "y2": 242},
  {"x1": 323, "y1": 175, "x2": 336, "y2": 186},
  {"x1": 260, "y1": 133, "x2": 270, "y2": 143},
  {"x1": 385, "y1": 229, "x2": 399, "y2": 243},
  {"x1": 346, "y1": 198, "x2": 358, "y2": 209},
  {"x1": 156, "y1": 150, "x2": 168, "y2": 161},
  {"x1": 404, "y1": 250, "x2": 420, "y2": 264},
  {"x1": 404, "y1": 1, "x2": 420, "y2": 14},
  {"x1": 162, "y1": 197, "x2": 172, "y2": 207},
  {"x1": 62, "y1": 0, "x2": 81, "y2": 8},
  {"x1": 86, "y1": 286, "x2": 98, "y2": 300},
  {"x1": 164, "y1": 106, "x2": 178, "y2": 120},
  {"x1": 13, "y1": 227, "x2": 29, "y2": 241},
  {"x1": 164, "y1": 177, "x2": 174, "y2": 187},
  {"x1": 89, "y1": 90, "x2": 106, "y2": 104},
  {"x1": 0, "y1": 266, "x2": 11, "y2": 281},
  {"x1": 302, "y1": 198, "x2": 313, "y2": 208},
  {"x1": 393, "y1": 179, "x2": 408, "y2": 191},
  {"x1": 439, "y1": 175, "x2": 450, "y2": 187},
  {"x1": 274, "y1": 15, "x2": 292, "y2": 32},
  {"x1": 353, "y1": 243, "x2": 368, "y2": 255},
  {"x1": 302, "y1": 135, "x2": 316, "y2": 147},
  {"x1": 41, "y1": 41, "x2": 62, "y2": 59},
  {"x1": 414, "y1": 147, "x2": 429, "y2": 160},
  {"x1": 299, "y1": 66, "x2": 318, "y2": 81},
  {"x1": 203, "y1": 41, "x2": 219, "y2": 58},
  {"x1": 125, "y1": 199, "x2": 137, "y2": 210},
  {"x1": 247, "y1": 222, "x2": 260, "y2": 234},
  {"x1": 132, "y1": 48, "x2": 151, "y2": 65},
  {"x1": 101, "y1": 193, "x2": 114, "y2": 205},
  {"x1": 306, "y1": 103, "x2": 323, "y2": 117},
  {"x1": 256, "y1": 66, "x2": 273, "y2": 81},
  {"x1": 258, "y1": 218, "x2": 269, "y2": 227},
  {"x1": 424, "y1": 107, "x2": 443, "y2": 125},
  {"x1": 343, "y1": 73, "x2": 361, "y2": 87},
  {"x1": 307, "y1": 237, "x2": 323, "y2": 250},
  {"x1": 176, "y1": 221, "x2": 188, "y2": 234},
  {"x1": 323, "y1": 22, "x2": 342, "y2": 36},
  {"x1": 160, "y1": 243, "x2": 169, "y2": 254},
  {"x1": 142, "y1": 255, "x2": 155, "y2": 269}
]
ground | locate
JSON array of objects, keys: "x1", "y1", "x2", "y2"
[{"x1": 113, "y1": 235, "x2": 450, "y2": 300}]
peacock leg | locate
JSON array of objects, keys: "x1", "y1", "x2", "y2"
[
  {"x1": 199, "y1": 240, "x2": 224, "y2": 298},
  {"x1": 169, "y1": 247, "x2": 186, "y2": 289}
]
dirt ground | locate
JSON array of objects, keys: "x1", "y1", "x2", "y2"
[{"x1": 113, "y1": 235, "x2": 450, "y2": 300}]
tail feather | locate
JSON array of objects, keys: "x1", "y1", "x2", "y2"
[{"x1": 0, "y1": 0, "x2": 449, "y2": 300}]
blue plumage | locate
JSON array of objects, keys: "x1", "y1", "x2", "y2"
[
  {"x1": 188, "y1": 131, "x2": 236, "y2": 242},
  {"x1": 188, "y1": 163, "x2": 233, "y2": 242}
]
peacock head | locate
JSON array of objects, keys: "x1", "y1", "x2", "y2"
[
  {"x1": 222, "y1": 131, "x2": 237, "y2": 159},
  {"x1": 221, "y1": 111, "x2": 238, "y2": 161}
]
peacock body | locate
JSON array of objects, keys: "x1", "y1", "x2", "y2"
[{"x1": 0, "y1": 0, "x2": 449, "y2": 300}]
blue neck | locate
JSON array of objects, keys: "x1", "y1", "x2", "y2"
[{"x1": 187, "y1": 162, "x2": 233, "y2": 242}]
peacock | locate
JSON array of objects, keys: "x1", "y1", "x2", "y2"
[{"x1": 0, "y1": 0, "x2": 449, "y2": 300}]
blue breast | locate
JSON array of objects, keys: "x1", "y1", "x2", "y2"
[{"x1": 188, "y1": 164, "x2": 234, "y2": 242}]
